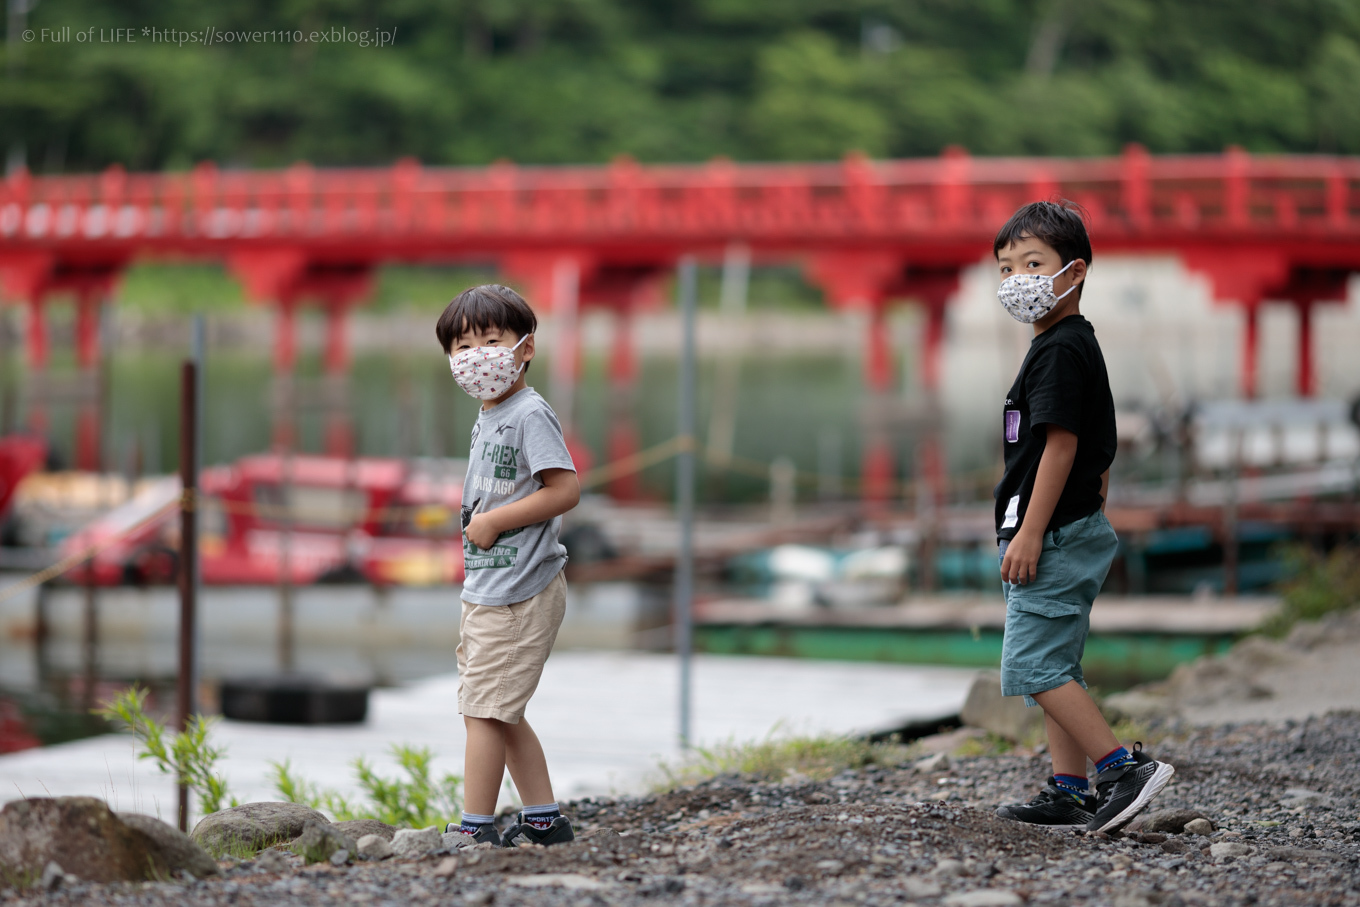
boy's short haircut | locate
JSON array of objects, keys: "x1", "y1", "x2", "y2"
[
  {"x1": 993, "y1": 200, "x2": 1093, "y2": 297},
  {"x1": 435, "y1": 284, "x2": 538, "y2": 354}
]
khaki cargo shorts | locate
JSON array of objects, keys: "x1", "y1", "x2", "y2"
[{"x1": 456, "y1": 569, "x2": 567, "y2": 724}]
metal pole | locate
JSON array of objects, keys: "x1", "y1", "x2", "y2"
[
  {"x1": 674, "y1": 256, "x2": 697, "y2": 750},
  {"x1": 706, "y1": 243, "x2": 750, "y2": 466},
  {"x1": 190, "y1": 316, "x2": 204, "y2": 716},
  {"x1": 176, "y1": 360, "x2": 199, "y2": 832}
]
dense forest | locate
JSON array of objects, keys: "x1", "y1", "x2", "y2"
[{"x1": 3, "y1": 0, "x2": 1360, "y2": 172}]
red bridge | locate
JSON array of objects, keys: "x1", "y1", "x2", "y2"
[{"x1": 3, "y1": 146, "x2": 1359, "y2": 482}]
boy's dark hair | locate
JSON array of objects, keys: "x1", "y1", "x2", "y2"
[
  {"x1": 435, "y1": 284, "x2": 538, "y2": 354},
  {"x1": 993, "y1": 200, "x2": 1093, "y2": 297}
]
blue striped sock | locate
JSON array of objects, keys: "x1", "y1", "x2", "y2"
[
  {"x1": 521, "y1": 801, "x2": 561, "y2": 829},
  {"x1": 1053, "y1": 774, "x2": 1089, "y2": 800},
  {"x1": 1095, "y1": 747, "x2": 1134, "y2": 774},
  {"x1": 458, "y1": 811, "x2": 495, "y2": 833}
]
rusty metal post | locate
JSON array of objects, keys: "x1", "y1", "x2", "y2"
[
  {"x1": 82, "y1": 557, "x2": 98, "y2": 714},
  {"x1": 177, "y1": 360, "x2": 199, "y2": 832}
]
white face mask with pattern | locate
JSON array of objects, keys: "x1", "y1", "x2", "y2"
[
  {"x1": 448, "y1": 333, "x2": 530, "y2": 400},
  {"x1": 997, "y1": 259, "x2": 1077, "y2": 324}
]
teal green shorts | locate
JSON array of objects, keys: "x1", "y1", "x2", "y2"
[{"x1": 998, "y1": 510, "x2": 1119, "y2": 707}]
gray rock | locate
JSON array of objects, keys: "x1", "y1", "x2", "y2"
[
  {"x1": 356, "y1": 834, "x2": 394, "y2": 861},
  {"x1": 914, "y1": 752, "x2": 951, "y2": 773},
  {"x1": 443, "y1": 831, "x2": 483, "y2": 851},
  {"x1": 1113, "y1": 894, "x2": 1156, "y2": 907},
  {"x1": 392, "y1": 825, "x2": 442, "y2": 858},
  {"x1": 39, "y1": 860, "x2": 66, "y2": 891},
  {"x1": 329, "y1": 848, "x2": 350, "y2": 867},
  {"x1": 291, "y1": 820, "x2": 355, "y2": 865},
  {"x1": 117, "y1": 813, "x2": 220, "y2": 879},
  {"x1": 903, "y1": 876, "x2": 944, "y2": 898},
  {"x1": 192, "y1": 802, "x2": 330, "y2": 855},
  {"x1": 959, "y1": 671, "x2": 1043, "y2": 743},
  {"x1": 0, "y1": 797, "x2": 197, "y2": 884},
  {"x1": 1266, "y1": 845, "x2": 1342, "y2": 863},
  {"x1": 255, "y1": 849, "x2": 291, "y2": 873},
  {"x1": 334, "y1": 819, "x2": 397, "y2": 842},
  {"x1": 464, "y1": 892, "x2": 494, "y2": 907},
  {"x1": 942, "y1": 890, "x2": 1023, "y2": 907},
  {"x1": 1280, "y1": 788, "x2": 1326, "y2": 804},
  {"x1": 933, "y1": 858, "x2": 967, "y2": 876},
  {"x1": 1184, "y1": 818, "x2": 1215, "y2": 836},
  {"x1": 1133, "y1": 808, "x2": 1212, "y2": 835},
  {"x1": 1210, "y1": 842, "x2": 1253, "y2": 858},
  {"x1": 1102, "y1": 690, "x2": 1172, "y2": 722}
]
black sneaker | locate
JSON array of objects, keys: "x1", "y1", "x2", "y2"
[
  {"x1": 501, "y1": 814, "x2": 575, "y2": 847},
  {"x1": 443, "y1": 822, "x2": 503, "y2": 848},
  {"x1": 995, "y1": 777, "x2": 1096, "y2": 826},
  {"x1": 1087, "y1": 743, "x2": 1175, "y2": 834}
]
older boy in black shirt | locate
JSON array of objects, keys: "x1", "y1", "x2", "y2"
[{"x1": 991, "y1": 202, "x2": 1174, "y2": 833}]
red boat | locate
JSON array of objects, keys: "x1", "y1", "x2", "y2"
[{"x1": 60, "y1": 454, "x2": 467, "y2": 586}]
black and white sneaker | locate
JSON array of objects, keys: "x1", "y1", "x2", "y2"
[
  {"x1": 995, "y1": 778, "x2": 1096, "y2": 826},
  {"x1": 501, "y1": 814, "x2": 575, "y2": 847},
  {"x1": 443, "y1": 822, "x2": 503, "y2": 848},
  {"x1": 1087, "y1": 743, "x2": 1175, "y2": 834}
]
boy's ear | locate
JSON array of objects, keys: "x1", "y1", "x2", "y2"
[
  {"x1": 520, "y1": 333, "x2": 535, "y2": 362},
  {"x1": 1070, "y1": 258, "x2": 1088, "y2": 288}
]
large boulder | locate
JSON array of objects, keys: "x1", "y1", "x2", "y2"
[
  {"x1": 191, "y1": 802, "x2": 329, "y2": 856},
  {"x1": 0, "y1": 797, "x2": 211, "y2": 884},
  {"x1": 334, "y1": 819, "x2": 396, "y2": 842},
  {"x1": 960, "y1": 671, "x2": 1044, "y2": 743}
]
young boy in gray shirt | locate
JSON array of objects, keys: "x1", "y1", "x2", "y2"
[{"x1": 436, "y1": 284, "x2": 580, "y2": 847}]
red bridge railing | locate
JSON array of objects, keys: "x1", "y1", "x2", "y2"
[{"x1": 3, "y1": 147, "x2": 1360, "y2": 247}]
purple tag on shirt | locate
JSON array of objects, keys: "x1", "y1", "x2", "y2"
[{"x1": 1004, "y1": 410, "x2": 1020, "y2": 443}]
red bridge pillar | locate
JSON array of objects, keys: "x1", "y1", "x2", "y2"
[
  {"x1": 1275, "y1": 268, "x2": 1352, "y2": 397},
  {"x1": 805, "y1": 252, "x2": 906, "y2": 507},
  {"x1": 1183, "y1": 251, "x2": 1351, "y2": 398},
  {"x1": 0, "y1": 249, "x2": 121, "y2": 467},
  {"x1": 229, "y1": 250, "x2": 371, "y2": 455},
  {"x1": 502, "y1": 252, "x2": 670, "y2": 496},
  {"x1": 1181, "y1": 249, "x2": 1289, "y2": 398}
]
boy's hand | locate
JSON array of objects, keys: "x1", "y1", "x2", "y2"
[
  {"x1": 464, "y1": 511, "x2": 504, "y2": 551},
  {"x1": 1001, "y1": 528, "x2": 1042, "y2": 585}
]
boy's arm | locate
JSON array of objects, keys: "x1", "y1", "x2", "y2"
[
  {"x1": 1001, "y1": 425, "x2": 1077, "y2": 585},
  {"x1": 464, "y1": 468, "x2": 580, "y2": 550}
]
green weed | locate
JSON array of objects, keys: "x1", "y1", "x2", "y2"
[
  {"x1": 953, "y1": 732, "x2": 1015, "y2": 758},
  {"x1": 653, "y1": 732, "x2": 914, "y2": 792},
  {"x1": 1262, "y1": 544, "x2": 1360, "y2": 637},
  {"x1": 96, "y1": 686, "x2": 239, "y2": 817},
  {"x1": 272, "y1": 745, "x2": 462, "y2": 828},
  {"x1": 0, "y1": 864, "x2": 41, "y2": 891}
]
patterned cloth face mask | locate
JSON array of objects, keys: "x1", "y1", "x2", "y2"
[
  {"x1": 997, "y1": 259, "x2": 1077, "y2": 324},
  {"x1": 448, "y1": 333, "x2": 531, "y2": 400}
]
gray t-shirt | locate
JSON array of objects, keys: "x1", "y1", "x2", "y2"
[{"x1": 460, "y1": 387, "x2": 575, "y2": 606}]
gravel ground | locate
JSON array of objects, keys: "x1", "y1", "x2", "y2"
[{"x1": 6, "y1": 712, "x2": 1360, "y2": 907}]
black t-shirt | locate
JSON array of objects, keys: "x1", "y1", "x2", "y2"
[{"x1": 994, "y1": 315, "x2": 1117, "y2": 540}]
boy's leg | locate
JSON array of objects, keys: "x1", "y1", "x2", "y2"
[
  {"x1": 463, "y1": 715, "x2": 508, "y2": 817},
  {"x1": 1033, "y1": 680, "x2": 1120, "y2": 765},
  {"x1": 503, "y1": 717, "x2": 555, "y2": 807}
]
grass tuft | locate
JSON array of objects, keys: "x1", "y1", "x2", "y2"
[
  {"x1": 1261, "y1": 543, "x2": 1360, "y2": 638},
  {"x1": 652, "y1": 732, "x2": 915, "y2": 792}
]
